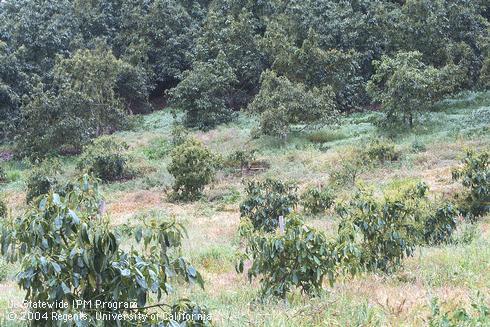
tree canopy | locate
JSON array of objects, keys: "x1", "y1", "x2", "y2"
[{"x1": 0, "y1": 0, "x2": 488, "y2": 150}]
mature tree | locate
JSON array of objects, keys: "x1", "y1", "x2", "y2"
[
  {"x1": 194, "y1": 8, "x2": 265, "y2": 107},
  {"x1": 367, "y1": 51, "x2": 460, "y2": 127},
  {"x1": 264, "y1": 29, "x2": 365, "y2": 111},
  {"x1": 167, "y1": 53, "x2": 237, "y2": 130},
  {"x1": 17, "y1": 47, "x2": 130, "y2": 158},
  {"x1": 248, "y1": 70, "x2": 338, "y2": 138}
]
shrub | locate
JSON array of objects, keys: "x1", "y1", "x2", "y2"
[
  {"x1": 329, "y1": 149, "x2": 365, "y2": 187},
  {"x1": 362, "y1": 139, "x2": 399, "y2": 163},
  {"x1": 238, "y1": 215, "x2": 336, "y2": 298},
  {"x1": 170, "y1": 123, "x2": 190, "y2": 147},
  {"x1": 225, "y1": 149, "x2": 257, "y2": 172},
  {"x1": 240, "y1": 179, "x2": 299, "y2": 232},
  {"x1": 168, "y1": 138, "x2": 217, "y2": 201},
  {"x1": 26, "y1": 159, "x2": 61, "y2": 203},
  {"x1": 423, "y1": 202, "x2": 459, "y2": 245},
  {"x1": 301, "y1": 185, "x2": 335, "y2": 214},
  {"x1": 411, "y1": 139, "x2": 427, "y2": 153},
  {"x1": 77, "y1": 136, "x2": 131, "y2": 182},
  {"x1": 452, "y1": 150, "x2": 489, "y2": 217},
  {"x1": 336, "y1": 183, "x2": 429, "y2": 273},
  {"x1": 450, "y1": 222, "x2": 479, "y2": 245}
]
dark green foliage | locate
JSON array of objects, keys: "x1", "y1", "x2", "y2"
[
  {"x1": 452, "y1": 150, "x2": 490, "y2": 217},
  {"x1": 25, "y1": 159, "x2": 61, "y2": 203},
  {"x1": 367, "y1": 51, "x2": 460, "y2": 127},
  {"x1": 429, "y1": 296, "x2": 490, "y2": 327},
  {"x1": 265, "y1": 29, "x2": 365, "y2": 112},
  {"x1": 168, "y1": 53, "x2": 238, "y2": 130},
  {"x1": 195, "y1": 8, "x2": 265, "y2": 106},
  {"x1": 16, "y1": 47, "x2": 129, "y2": 158},
  {"x1": 248, "y1": 70, "x2": 338, "y2": 138},
  {"x1": 301, "y1": 185, "x2": 335, "y2": 214},
  {"x1": 0, "y1": 0, "x2": 488, "y2": 151},
  {"x1": 238, "y1": 215, "x2": 336, "y2": 298},
  {"x1": 1, "y1": 175, "x2": 209, "y2": 325},
  {"x1": 77, "y1": 136, "x2": 131, "y2": 182},
  {"x1": 168, "y1": 138, "x2": 217, "y2": 201},
  {"x1": 336, "y1": 183, "x2": 429, "y2": 273},
  {"x1": 424, "y1": 202, "x2": 459, "y2": 245},
  {"x1": 239, "y1": 179, "x2": 299, "y2": 232}
]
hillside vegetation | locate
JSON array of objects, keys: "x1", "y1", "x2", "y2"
[{"x1": 0, "y1": 0, "x2": 489, "y2": 326}]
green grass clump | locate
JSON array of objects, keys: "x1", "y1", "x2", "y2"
[{"x1": 307, "y1": 130, "x2": 347, "y2": 144}]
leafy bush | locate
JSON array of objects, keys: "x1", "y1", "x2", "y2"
[
  {"x1": 301, "y1": 185, "x2": 335, "y2": 214},
  {"x1": 168, "y1": 138, "x2": 217, "y2": 201},
  {"x1": 77, "y1": 136, "x2": 131, "y2": 182},
  {"x1": 248, "y1": 70, "x2": 338, "y2": 138},
  {"x1": 336, "y1": 183, "x2": 429, "y2": 273},
  {"x1": 168, "y1": 53, "x2": 237, "y2": 130},
  {"x1": 429, "y1": 297, "x2": 490, "y2": 327},
  {"x1": 238, "y1": 215, "x2": 336, "y2": 298},
  {"x1": 170, "y1": 123, "x2": 190, "y2": 147},
  {"x1": 1, "y1": 175, "x2": 208, "y2": 325},
  {"x1": 329, "y1": 149, "x2": 366, "y2": 187},
  {"x1": 240, "y1": 179, "x2": 299, "y2": 232},
  {"x1": 362, "y1": 139, "x2": 399, "y2": 163},
  {"x1": 25, "y1": 159, "x2": 61, "y2": 203},
  {"x1": 423, "y1": 202, "x2": 459, "y2": 245},
  {"x1": 452, "y1": 150, "x2": 489, "y2": 217}
]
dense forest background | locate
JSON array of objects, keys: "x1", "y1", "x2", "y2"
[{"x1": 0, "y1": 0, "x2": 488, "y2": 158}]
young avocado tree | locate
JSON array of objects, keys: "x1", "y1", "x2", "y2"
[
  {"x1": 452, "y1": 150, "x2": 490, "y2": 217},
  {"x1": 168, "y1": 138, "x2": 218, "y2": 201},
  {"x1": 1, "y1": 175, "x2": 209, "y2": 326},
  {"x1": 237, "y1": 215, "x2": 337, "y2": 298}
]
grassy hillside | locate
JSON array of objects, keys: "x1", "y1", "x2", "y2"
[{"x1": 0, "y1": 91, "x2": 489, "y2": 326}]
